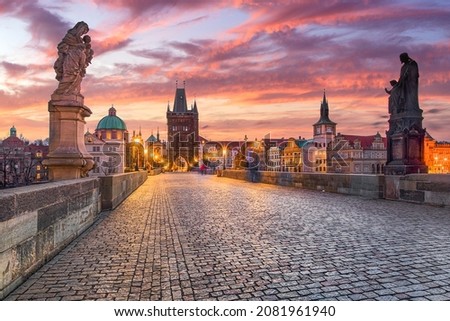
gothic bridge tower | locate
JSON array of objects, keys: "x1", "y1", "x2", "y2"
[{"x1": 166, "y1": 81, "x2": 199, "y2": 171}]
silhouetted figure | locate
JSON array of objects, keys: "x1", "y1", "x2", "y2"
[
  {"x1": 385, "y1": 79, "x2": 399, "y2": 114},
  {"x1": 397, "y1": 52, "x2": 420, "y2": 113}
]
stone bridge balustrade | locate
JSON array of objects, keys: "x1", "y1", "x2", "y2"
[
  {"x1": 0, "y1": 178, "x2": 100, "y2": 299},
  {"x1": 0, "y1": 171, "x2": 147, "y2": 299},
  {"x1": 222, "y1": 169, "x2": 450, "y2": 207}
]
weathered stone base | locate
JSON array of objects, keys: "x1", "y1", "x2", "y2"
[
  {"x1": 44, "y1": 100, "x2": 94, "y2": 180},
  {"x1": 384, "y1": 164, "x2": 428, "y2": 175}
]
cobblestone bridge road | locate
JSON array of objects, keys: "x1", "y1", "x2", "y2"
[{"x1": 7, "y1": 173, "x2": 450, "y2": 301}]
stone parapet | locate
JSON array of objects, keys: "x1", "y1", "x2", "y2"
[
  {"x1": 223, "y1": 170, "x2": 384, "y2": 199},
  {"x1": 223, "y1": 170, "x2": 450, "y2": 207},
  {"x1": 148, "y1": 168, "x2": 162, "y2": 176},
  {"x1": 0, "y1": 178, "x2": 100, "y2": 299},
  {"x1": 99, "y1": 171, "x2": 148, "y2": 210},
  {"x1": 385, "y1": 174, "x2": 450, "y2": 206}
]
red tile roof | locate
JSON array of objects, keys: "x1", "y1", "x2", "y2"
[{"x1": 337, "y1": 134, "x2": 387, "y2": 149}]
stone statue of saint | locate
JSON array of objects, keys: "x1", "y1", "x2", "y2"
[
  {"x1": 385, "y1": 79, "x2": 399, "y2": 114},
  {"x1": 385, "y1": 52, "x2": 420, "y2": 114},
  {"x1": 53, "y1": 21, "x2": 92, "y2": 97}
]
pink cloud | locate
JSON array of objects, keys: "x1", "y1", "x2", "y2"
[
  {"x1": 1, "y1": 1, "x2": 450, "y2": 142},
  {"x1": 1, "y1": 62, "x2": 28, "y2": 78}
]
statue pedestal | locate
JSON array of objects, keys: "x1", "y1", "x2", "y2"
[
  {"x1": 385, "y1": 111, "x2": 428, "y2": 175},
  {"x1": 43, "y1": 98, "x2": 94, "y2": 180}
]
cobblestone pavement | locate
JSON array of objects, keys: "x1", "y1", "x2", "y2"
[{"x1": 6, "y1": 173, "x2": 450, "y2": 301}]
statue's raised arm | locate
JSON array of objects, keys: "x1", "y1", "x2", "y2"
[{"x1": 52, "y1": 21, "x2": 91, "y2": 99}]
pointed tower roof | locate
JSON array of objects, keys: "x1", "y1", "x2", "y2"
[
  {"x1": 192, "y1": 99, "x2": 198, "y2": 114},
  {"x1": 146, "y1": 134, "x2": 157, "y2": 142},
  {"x1": 314, "y1": 90, "x2": 336, "y2": 125},
  {"x1": 172, "y1": 80, "x2": 188, "y2": 113},
  {"x1": 173, "y1": 87, "x2": 188, "y2": 113}
]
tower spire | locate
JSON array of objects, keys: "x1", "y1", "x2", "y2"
[
  {"x1": 193, "y1": 99, "x2": 198, "y2": 114},
  {"x1": 313, "y1": 89, "x2": 336, "y2": 126},
  {"x1": 321, "y1": 89, "x2": 329, "y2": 119}
]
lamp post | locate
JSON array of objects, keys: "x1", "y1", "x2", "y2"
[
  {"x1": 199, "y1": 140, "x2": 205, "y2": 168},
  {"x1": 134, "y1": 138, "x2": 141, "y2": 170},
  {"x1": 223, "y1": 148, "x2": 226, "y2": 170},
  {"x1": 244, "y1": 135, "x2": 248, "y2": 169},
  {"x1": 144, "y1": 148, "x2": 148, "y2": 170}
]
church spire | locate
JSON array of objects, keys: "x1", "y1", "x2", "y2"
[{"x1": 314, "y1": 89, "x2": 335, "y2": 125}]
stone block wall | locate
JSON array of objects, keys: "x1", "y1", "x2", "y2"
[
  {"x1": 0, "y1": 178, "x2": 100, "y2": 299},
  {"x1": 385, "y1": 174, "x2": 450, "y2": 206},
  {"x1": 224, "y1": 170, "x2": 450, "y2": 207},
  {"x1": 99, "y1": 171, "x2": 147, "y2": 210},
  {"x1": 223, "y1": 170, "x2": 385, "y2": 199}
]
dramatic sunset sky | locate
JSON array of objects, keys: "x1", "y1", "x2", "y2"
[{"x1": 1, "y1": 0, "x2": 449, "y2": 142}]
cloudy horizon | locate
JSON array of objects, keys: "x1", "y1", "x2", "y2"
[{"x1": 1, "y1": 0, "x2": 449, "y2": 142}]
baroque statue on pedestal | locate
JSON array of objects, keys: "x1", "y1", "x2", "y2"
[
  {"x1": 384, "y1": 52, "x2": 427, "y2": 175},
  {"x1": 52, "y1": 21, "x2": 93, "y2": 97}
]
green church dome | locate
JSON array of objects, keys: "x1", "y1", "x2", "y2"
[{"x1": 96, "y1": 106, "x2": 127, "y2": 130}]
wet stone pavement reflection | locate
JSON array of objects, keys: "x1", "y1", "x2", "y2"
[{"x1": 6, "y1": 173, "x2": 450, "y2": 301}]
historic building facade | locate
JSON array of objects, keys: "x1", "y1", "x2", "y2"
[
  {"x1": 424, "y1": 132, "x2": 450, "y2": 173},
  {"x1": 85, "y1": 105, "x2": 128, "y2": 175},
  {"x1": 128, "y1": 129, "x2": 145, "y2": 170},
  {"x1": 166, "y1": 82, "x2": 199, "y2": 171},
  {"x1": 0, "y1": 126, "x2": 48, "y2": 187},
  {"x1": 281, "y1": 137, "x2": 309, "y2": 172},
  {"x1": 145, "y1": 129, "x2": 166, "y2": 169},
  {"x1": 329, "y1": 133, "x2": 387, "y2": 174},
  {"x1": 272, "y1": 91, "x2": 388, "y2": 174}
]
